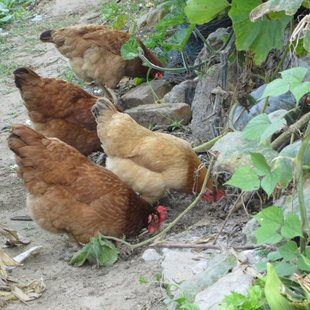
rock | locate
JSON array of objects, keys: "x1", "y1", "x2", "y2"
[
  {"x1": 168, "y1": 251, "x2": 237, "y2": 310},
  {"x1": 161, "y1": 249, "x2": 210, "y2": 284},
  {"x1": 135, "y1": 7, "x2": 167, "y2": 31},
  {"x1": 190, "y1": 62, "x2": 240, "y2": 141},
  {"x1": 126, "y1": 102, "x2": 192, "y2": 128},
  {"x1": 141, "y1": 249, "x2": 162, "y2": 261},
  {"x1": 118, "y1": 80, "x2": 173, "y2": 109},
  {"x1": 162, "y1": 78, "x2": 199, "y2": 106},
  {"x1": 194, "y1": 269, "x2": 253, "y2": 309}
]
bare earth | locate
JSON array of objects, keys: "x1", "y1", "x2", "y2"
[{"x1": 0, "y1": 1, "x2": 246, "y2": 309}]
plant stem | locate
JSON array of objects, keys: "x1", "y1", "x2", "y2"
[
  {"x1": 295, "y1": 119, "x2": 310, "y2": 254},
  {"x1": 193, "y1": 131, "x2": 228, "y2": 151},
  {"x1": 102, "y1": 157, "x2": 216, "y2": 249}
]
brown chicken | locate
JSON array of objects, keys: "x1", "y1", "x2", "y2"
[
  {"x1": 40, "y1": 24, "x2": 165, "y2": 101},
  {"x1": 92, "y1": 98, "x2": 224, "y2": 204},
  {"x1": 7, "y1": 124, "x2": 166, "y2": 243},
  {"x1": 13, "y1": 67, "x2": 121, "y2": 156}
]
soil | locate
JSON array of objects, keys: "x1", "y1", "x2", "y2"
[{"x1": 0, "y1": 1, "x2": 249, "y2": 309}]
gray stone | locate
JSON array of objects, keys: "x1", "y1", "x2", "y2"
[
  {"x1": 126, "y1": 102, "x2": 192, "y2": 128},
  {"x1": 141, "y1": 249, "x2": 162, "y2": 261},
  {"x1": 194, "y1": 269, "x2": 253, "y2": 310},
  {"x1": 162, "y1": 78, "x2": 199, "y2": 106},
  {"x1": 161, "y1": 249, "x2": 209, "y2": 284},
  {"x1": 168, "y1": 251, "x2": 237, "y2": 310},
  {"x1": 118, "y1": 80, "x2": 173, "y2": 109},
  {"x1": 190, "y1": 61, "x2": 240, "y2": 141}
]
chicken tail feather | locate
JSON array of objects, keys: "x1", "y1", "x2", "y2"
[
  {"x1": 13, "y1": 67, "x2": 40, "y2": 90},
  {"x1": 91, "y1": 98, "x2": 118, "y2": 118},
  {"x1": 40, "y1": 30, "x2": 54, "y2": 43},
  {"x1": 7, "y1": 124, "x2": 44, "y2": 156}
]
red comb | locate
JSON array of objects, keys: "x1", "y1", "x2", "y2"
[{"x1": 157, "y1": 206, "x2": 167, "y2": 223}]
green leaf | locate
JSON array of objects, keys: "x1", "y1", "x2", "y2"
[
  {"x1": 250, "y1": 152, "x2": 270, "y2": 176},
  {"x1": 261, "y1": 79, "x2": 291, "y2": 98},
  {"x1": 250, "y1": 0, "x2": 303, "y2": 22},
  {"x1": 255, "y1": 226, "x2": 283, "y2": 245},
  {"x1": 229, "y1": 0, "x2": 292, "y2": 64},
  {"x1": 255, "y1": 261, "x2": 268, "y2": 272},
  {"x1": 253, "y1": 206, "x2": 283, "y2": 229},
  {"x1": 184, "y1": 0, "x2": 230, "y2": 24},
  {"x1": 290, "y1": 80, "x2": 310, "y2": 104},
  {"x1": 273, "y1": 262, "x2": 297, "y2": 277},
  {"x1": 261, "y1": 168, "x2": 282, "y2": 198},
  {"x1": 69, "y1": 234, "x2": 119, "y2": 267},
  {"x1": 297, "y1": 254, "x2": 310, "y2": 271},
  {"x1": 120, "y1": 35, "x2": 141, "y2": 60},
  {"x1": 304, "y1": 27, "x2": 310, "y2": 51},
  {"x1": 271, "y1": 156, "x2": 295, "y2": 188},
  {"x1": 290, "y1": 38, "x2": 308, "y2": 58},
  {"x1": 112, "y1": 15, "x2": 127, "y2": 30},
  {"x1": 265, "y1": 263, "x2": 294, "y2": 309},
  {"x1": 224, "y1": 166, "x2": 260, "y2": 191},
  {"x1": 278, "y1": 241, "x2": 299, "y2": 261},
  {"x1": 260, "y1": 118, "x2": 286, "y2": 143},
  {"x1": 267, "y1": 250, "x2": 283, "y2": 261},
  {"x1": 281, "y1": 213, "x2": 303, "y2": 238},
  {"x1": 242, "y1": 114, "x2": 271, "y2": 140}
]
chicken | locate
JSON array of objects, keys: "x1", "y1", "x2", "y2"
[
  {"x1": 7, "y1": 124, "x2": 166, "y2": 244},
  {"x1": 13, "y1": 67, "x2": 121, "y2": 156},
  {"x1": 40, "y1": 24, "x2": 165, "y2": 101},
  {"x1": 91, "y1": 98, "x2": 224, "y2": 204}
]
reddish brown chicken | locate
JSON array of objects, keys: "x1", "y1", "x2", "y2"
[
  {"x1": 7, "y1": 124, "x2": 166, "y2": 244},
  {"x1": 40, "y1": 24, "x2": 165, "y2": 101},
  {"x1": 92, "y1": 98, "x2": 224, "y2": 204},
  {"x1": 13, "y1": 67, "x2": 121, "y2": 156}
]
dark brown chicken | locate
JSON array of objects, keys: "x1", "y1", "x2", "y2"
[
  {"x1": 13, "y1": 67, "x2": 121, "y2": 156},
  {"x1": 40, "y1": 24, "x2": 165, "y2": 101},
  {"x1": 92, "y1": 98, "x2": 224, "y2": 204},
  {"x1": 7, "y1": 124, "x2": 166, "y2": 244}
]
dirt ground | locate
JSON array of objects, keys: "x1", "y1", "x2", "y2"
[{"x1": 0, "y1": 1, "x2": 248, "y2": 309}]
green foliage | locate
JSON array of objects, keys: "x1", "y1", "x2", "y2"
[
  {"x1": 139, "y1": 276, "x2": 200, "y2": 310},
  {"x1": 120, "y1": 35, "x2": 141, "y2": 60},
  {"x1": 252, "y1": 207, "x2": 310, "y2": 276},
  {"x1": 218, "y1": 285, "x2": 266, "y2": 310},
  {"x1": 69, "y1": 233, "x2": 119, "y2": 267},
  {"x1": 261, "y1": 67, "x2": 310, "y2": 104},
  {"x1": 0, "y1": 0, "x2": 34, "y2": 27}
]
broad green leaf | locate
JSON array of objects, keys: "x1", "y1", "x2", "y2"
[
  {"x1": 112, "y1": 15, "x2": 127, "y2": 30},
  {"x1": 261, "y1": 79, "x2": 290, "y2": 98},
  {"x1": 229, "y1": 0, "x2": 292, "y2": 64},
  {"x1": 224, "y1": 166, "x2": 260, "y2": 191},
  {"x1": 184, "y1": 0, "x2": 230, "y2": 24},
  {"x1": 250, "y1": 0, "x2": 303, "y2": 22},
  {"x1": 255, "y1": 261, "x2": 268, "y2": 272},
  {"x1": 278, "y1": 241, "x2": 299, "y2": 261},
  {"x1": 268, "y1": 250, "x2": 283, "y2": 261},
  {"x1": 290, "y1": 38, "x2": 308, "y2": 58},
  {"x1": 250, "y1": 152, "x2": 270, "y2": 176},
  {"x1": 281, "y1": 213, "x2": 303, "y2": 238},
  {"x1": 260, "y1": 118, "x2": 286, "y2": 143},
  {"x1": 242, "y1": 114, "x2": 271, "y2": 140},
  {"x1": 273, "y1": 262, "x2": 297, "y2": 277},
  {"x1": 297, "y1": 254, "x2": 310, "y2": 271},
  {"x1": 253, "y1": 206, "x2": 283, "y2": 229},
  {"x1": 69, "y1": 235, "x2": 119, "y2": 267},
  {"x1": 271, "y1": 156, "x2": 295, "y2": 188},
  {"x1": 280, "y1": 139, "x2": 310, "y2": 166},
  {"x1": 158, "y1": 3, "x2": 188, "y2": 27},
  {"x1": 280, "y1": 66, "x2": 307, "y2": 82},
  {"x1": 120, "y1": 36, "x2": 140, "y2": 60},
  {"x1": 265, "y1": 263, "x2": 294, "y2": 309},
  {"x1": 261, "y1": 168, "x2": 282, "y2": 197},
  {"x1": 255, "y1": 226, "x2": 283, "y2": 245},
  {"x1": 290, "y1": 80, "x2": 310, "y2": 104}
]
